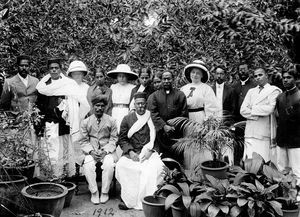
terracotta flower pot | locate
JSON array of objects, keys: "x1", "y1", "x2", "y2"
[
  {"x1": 60, "y1": 182, "x2": 76, "y2": 208},
  {"x1": 200, "y1": 160, "x2": 229, "y2": 179},
  {"x1": 142, "y1": 195, "x2": 166, "y2": 217},
  {"x1": 0, "y1": 175, "x2": 27, "y2": 217},
  {"x1": 282, "y1": 208, "x2": 300, "y2": 217},
  {"x1": 0, "y1": 162, "x2": 36, "y2": 181},
  {"x1": 171, "y1": 203, "x2": 190, "y2": 217},
  {"x1": 21, "y1": 182, "x2": 68, "y2": 217}
]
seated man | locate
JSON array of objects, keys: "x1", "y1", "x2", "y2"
[
  {"x1": 116, "y1": 92, "x2": 164, "y2": 210},
  {"x1": 79, "y1": 95, "x2": 118, "y2": 204}
]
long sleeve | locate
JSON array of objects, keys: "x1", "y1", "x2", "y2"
[
  {"x1": 147, "y1": 92, "x2": 166, "y2": 131},
  {"x1": 106, "y1": 89, "x2": 113, "y2": 116},
  {"x1": 179, "y1": 92, "x2": 189, "y2": 118},
  {"x1": 240, "y1": 90, "x2": 258, "y2": 120},
  {"x1": 79, "y1": 119, "x2": 94, "y2": 154},
  {"x1": 251, "y1": 89, "x2": 281, "y2": 116},
  {"x1": 117, "y1": 116, "x2": 134, "y2": 154},
  {"x1": 204, "y1": 86, "x2": 218, "y2": 117},
  {"x1": 0, "y1": 80, "x2": 12, "y2": 110},
  {"x1": 102, "y1": 118, "x2": 117, "y2": 153}
]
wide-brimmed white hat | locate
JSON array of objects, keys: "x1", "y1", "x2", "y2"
[
  {"x1": 184, "y1": 60, "x2": 210, "y2": 83},
  {"x1": 67, "y1": 60, "x2": 88, "y2": 76},
  {"x1": 107, "y1": 64, "x2": 138, "y2": 80}
]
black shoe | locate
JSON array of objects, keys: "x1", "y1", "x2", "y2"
[{"x1": 118, "y1": 202, "x2": 129, "y2": 210}]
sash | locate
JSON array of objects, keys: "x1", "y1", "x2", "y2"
[
  {"x1": 127, "y1": 110, "x2": 156, "y2": 160},
  {"x1": 36, "y1": 74, "x2": 90, "y2": 138}
]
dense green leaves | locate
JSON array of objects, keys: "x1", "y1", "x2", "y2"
[{"x1": 0, "y1": 0, "x2": 299, "y2": 81}]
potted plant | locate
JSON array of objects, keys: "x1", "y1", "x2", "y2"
[
  {"x1": 156, "y1": 177, "x2": 205, "y2": 217},
  {"x1": 0, "y1": 105, "x2": 42, "y2": 180},
  {"x1": 21, "y1": 182, "x2": 68, "y2": 217},
  {"x1": 168, "y1": 116, "x2": 236, "y2": 179},
  {"x1": 0, "y1": 175, "x2": 28, "y2": 217},
  {"x1": 197, "y1": 175, "x2": 241, "y2": 217},
  {"x1": 142, "y1": 165, "x2": 187, "y2": 217},
  {"x1": 229, "y1": 152, "x2": 297, "y2": 217},
  {"x1": 29, "y1": 136, "x2": 76, "y2": 211},
  {"x1": 273, "y1": 169, "x2": 299, "y2": 217}
]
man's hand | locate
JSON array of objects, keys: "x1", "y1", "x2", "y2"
[
  {"x1": 90, "y1": 150, "x2": 107, "y2": 162},
  {"x1": 163, "y1": 124, "x2": 175, "y2": 134},
  {"x1": 129, "y1": 150, "x2": 139, "y2": 162},
  {"x1": 140, "y1": 149, "x2": 153, "y2": 163}
]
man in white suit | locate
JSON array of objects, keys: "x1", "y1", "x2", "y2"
[{"x1": 240, "y1": 68, "x2": 281, "y2": 161}]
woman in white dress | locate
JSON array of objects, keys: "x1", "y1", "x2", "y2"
[
  {"x1": 66, "y1": 60, "x2": 90, "y2": 165},
  {"x1": 180, "y1": 60, "x2": 220, "y2": 167},
  {"x1": 107, "y1": 64, "x2": 138, "y2": 132},
  {"x1": 181, "y1": 60, "x2": 218, "y2": 124}
]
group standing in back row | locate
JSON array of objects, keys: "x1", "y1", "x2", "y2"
[{"x1": 0, "y1": 55, "x2": 300, "y2": 208}]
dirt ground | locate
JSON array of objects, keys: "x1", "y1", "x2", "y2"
[{"x1": 61, "y1": 181, "x2": 144, "y2": 217}]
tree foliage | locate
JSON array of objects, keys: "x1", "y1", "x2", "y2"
[{"x1": 0, "y1": 0, "x2": 299, "y2": 81}]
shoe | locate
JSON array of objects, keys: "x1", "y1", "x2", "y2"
[
  {"x1": 91, "y1": 191, "x2": 100, "y2": 204},
  {"x1": 118, "y1": 201, "x2": 129, "y2": 210},
  {"x1": 100, "y1": 193, "x2": 109, "y2": 204}
]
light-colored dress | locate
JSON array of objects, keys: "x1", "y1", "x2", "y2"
[
  {"x1": 181, "y1": 82, "x2": 221, "y2": 167},
  {"x1": 111, "y1": 83, "x2": 135, "y2": 132},
  {"x1": 180, "y1": 82, "x2": 218, "y2": 124}
]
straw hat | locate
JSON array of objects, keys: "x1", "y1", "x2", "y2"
[
  {"x1": 184, "y1": 60, "x2": 210, "y2": 83},
  {"x1": 67, "y1": 60, "x2": 88, "y2": 76},
  {"x1": 107, "y1": 64, "x2": 138, "y2": 80}
]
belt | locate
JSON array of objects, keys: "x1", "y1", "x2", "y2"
[
  {"x1": 188, "y1": 107, "x2": 204, "y2": 112},
  {"x1": 113, "y1": 103, "x2": 129, "y2": 108}
]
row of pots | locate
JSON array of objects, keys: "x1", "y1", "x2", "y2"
[{"x1": 0, "y1": 175, "x2": 76, "y2": 217}]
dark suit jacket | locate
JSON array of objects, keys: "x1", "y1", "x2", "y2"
[
  {"x1": 212, "y1": 82, "x2": 236, "y2": 117},
  {"x1": 231, "y1": 78, "x2": 256, "y2": 122}
]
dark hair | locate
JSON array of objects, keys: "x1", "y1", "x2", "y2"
[
  {"x1": 47, "y1": 58, "x2": 62, "y2": 69},
  {"x1": 254, "y1": 67, "x2": 267, "y2": 75},
  {"x1": 91, "y1": 95, "x2": 108, "y2": 106},
  {"x1": 17, "y1": 55, "x2": 31, "y2": 65},
  {"x1": 94, "y1": 68, "x2": 105, "y2": 77},
  {"x1": 162, "y1": 71, "x2": 173, "y2": 78},
  {"x1": 139, "y1": 67, "x2": 152, "y2": 77},
  {"x1": 283, "y1": 69, "x2": 298, "y2": 80},
  {"x1": 215, "y1": 65, "x2": 226, "y2": 72},
  {"x1": 154, "y1": 71, "x2": 163, "y2": 79}
]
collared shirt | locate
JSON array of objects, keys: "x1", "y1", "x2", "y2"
[
  {"x1": 241, "y1": 77, "x2": 249, "y2": 86},
  {"x1": 216, "y1": 82, "x2": 224, "y2": 117},
  {"x1": 17, "y1": 73, "x2": 28, "y2": 87}
]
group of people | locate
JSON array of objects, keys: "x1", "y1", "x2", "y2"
[{"x1": 0, "y1": 55, "x2": 300, "y2": 209}]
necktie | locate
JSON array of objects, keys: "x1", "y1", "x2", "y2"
[{"x1": 259, "y1": 86, "x2": 264, "y2": 93}]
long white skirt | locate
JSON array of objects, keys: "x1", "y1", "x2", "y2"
[
  {"x1": 115, "y1": 152, "x2": 164, "y2": 210},
  {"x1": 243, "y1": 137, "x2": 273, "y2": 162}
]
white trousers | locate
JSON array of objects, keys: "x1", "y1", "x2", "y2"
[
  {"x1": 243, "y1": 138, "x2": 271, "y2": 162},
  {"x1": 277, "y1": 147, "x2": 300, "y2": 185},
  {"x1": 115, "y1": 152, "x2": 164, "y2": 210},
  {"x1": 83, "y1": 154, "x2": 115, "y2": 194}
]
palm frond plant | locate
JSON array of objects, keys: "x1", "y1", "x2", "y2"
[{"x1": 168, "y1": 115, "x2": 237, "y2": 179}]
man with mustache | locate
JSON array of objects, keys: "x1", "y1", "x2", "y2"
[{"x1": 0, "y1": 55, "x2": 39, "y2": 111}]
